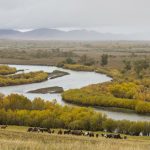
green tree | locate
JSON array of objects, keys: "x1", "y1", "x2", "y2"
[
  {"x1": 101, "y1": 54, "x2": 108, "y2": 66},
  {"x1": 32, "y1": 98, "x2": 45, "y2": 110},
  {"x1": 79, "y1": 54, "x2": 87, "y2": 64},
  {"x1": 134, "y1": 59, "x2": 149, "y2": 78},
  {"x1": 123, "y1": 60, "x2": 132, "y2": 71},
  {"x1": 102, "y1": 119, "x2": 117, "y2": 132},
  {"x1": 3, "y1": 94, "x2": 32, "y2": 110},
  {"x1": 65, "y1": 57, "x2": 75, "y2": 64}
]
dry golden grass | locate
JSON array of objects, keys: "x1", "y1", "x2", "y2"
[
  {"x1": 0, "y1": 40, "x2": 150, "y2": 69},
  {"x1": 0, "y1": 126, "x2": 150, "y2": 150}
]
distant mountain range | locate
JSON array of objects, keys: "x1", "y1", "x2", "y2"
[{"x1": 0, "y1": 28, "x2": 149, "y2": 40}]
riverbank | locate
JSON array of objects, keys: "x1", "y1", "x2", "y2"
[
  {"x1": 0, "y1": 64, "x2": 69, "y2": 87},
  {"x1": 63, "y1": 64, "x2": 120, "y2": 79},
  {"x1": 64, "y1": 99, "x2": 135, "y2": 114},
  {"x1": 62, "y1": 83, "x2": 150, "y2": 115},
  {"x1": 0, "y1": 65, "x2": 17, "y2": 75},
  {"x1": 0, "y1": 71, "x2": 48, "y2": 87}
]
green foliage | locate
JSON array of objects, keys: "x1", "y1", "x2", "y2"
[
  {"x1": 79, "y1": 54, "x2": 87, "y2": 64},
  {"x1": 101, "y1": 54, "x2": 108, "y2": 66},
  {"x1": 3, "y1": 94, "x2": 32, "y2": 110},
  {"x1": 123, "y1": 60, "x2": 132, "y2": 71},
  {"x1": 65, "y1": 57, "x2": 75, "y2": 64},
  {"x1": 32, "y1": 98, "x2": 45, "y2": 110},
  {"x1": 102, "y1": 119, "x2": 117, "y2": 132},
  {"x1": 134, "y1": 59, "x2": 149, "y2": 78},
  {"x1": 79, "y1": 54, "x2": 95, "y2": 66}
]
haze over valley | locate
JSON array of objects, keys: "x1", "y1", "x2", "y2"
[{"x1": 0, "y1": 28, "x2": 150, "y2": 40}]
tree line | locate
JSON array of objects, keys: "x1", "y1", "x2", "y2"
[{"x1": 0, "y1": 94, "x2": 150, "y2": 136}]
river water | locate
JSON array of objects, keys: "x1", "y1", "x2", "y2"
[{"x1": 0, "y1": 64, "x2": 150, "y2": 121}]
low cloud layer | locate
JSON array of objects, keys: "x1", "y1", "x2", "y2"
[{"x1": 0, "y1": 0, "x2": 150, "y2": 33}]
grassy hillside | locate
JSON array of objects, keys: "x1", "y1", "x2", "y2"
[{"x1": 0, "y1": 126, "x2": 150, "y2": 150}]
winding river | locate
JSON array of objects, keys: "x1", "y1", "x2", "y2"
[{"x1": 0, "y1": 64, "x2": 150, "y2": 121}]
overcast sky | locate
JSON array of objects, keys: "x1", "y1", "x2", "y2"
[{"x1": 0, "y1": 0, "x2": 150, "y2": 34}]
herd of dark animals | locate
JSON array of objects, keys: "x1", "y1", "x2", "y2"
[
  {"x1": 27, "y1": 127, "x2": 127, "y2": 139},
  {"x1": 0, "y1": 125, "x2": 127, "y2": 139}
]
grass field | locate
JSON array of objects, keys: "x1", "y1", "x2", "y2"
[
  {"x1": 0, "y1": 126, "x2": 150, "y2": 150},
  {"x1": 0, "y1": 40, "x2": 150, "y2": 69}
]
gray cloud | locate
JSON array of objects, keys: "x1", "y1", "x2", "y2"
[{"x1": 0, "y1": 0, "x2": 150, "y2": 33}]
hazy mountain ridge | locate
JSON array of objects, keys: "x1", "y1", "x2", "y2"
[{"x1": 0, "y1": 28, "x2": 148, "y2": 40}]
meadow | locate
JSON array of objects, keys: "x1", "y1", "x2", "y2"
[{"x1": 0, "y1": 126, "x2": 150, "y2": 150}]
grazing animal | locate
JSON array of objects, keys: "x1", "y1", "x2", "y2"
[
  {"x1": 84, "y1": 132, "x2": 89, "y2": 136},
  {"x1": 48, "y1": 129, "x2": 55, "y2": 134},
  {"x1": 64, "y1": 130, "x2": 71, "y2": 134},
  {"x1": 33, "y1": 127, "x2": 40, "y2": 132},
  {"x1": 113, "y1": 134, "x2": 122, "y2": 139},
  {"x1": 101, "y1": 134, "x2": 104, "y2": 137},
  {"x1": 27, "y1": 127, "x2": 53, "y2": 134},
  {"x1": 105, "y1": 134, "x2": 122, "y2": 139},
  {"x1": 106, "y1": 134, "x2": 113, "y2": 138},
  {"x1": 1, "y1": 125, "x2": 8, "y2": 129},
  {"x1": 51, "y1": 130, "x2": 55, "y2": 133},
  {"x1": 27, "y1": 127, "x2": 33, "y2": 132},
  {"x1": 27, "y1": 127, "x2": 39, "y2": 132},
  {"x1": 96, "y1": 134, "x2": 99, "y2": 138},
  {"x1": 58, "y1": 130, "x2": 63, "y2": 135},
  {"x1": 71, "y1": 130, "x2": 83, "y2": 136},
  {"x1": 39, "y1": 128, "x2": 48, "y2": 133},
  {"x1": 48, "y1": 129, "x2": 52, "y2": 134},
  {"x1": 124, "y1": 136, "x2": 127, "y2": 139},
  {"x1": 88, "y1": 132, "x2": 94, "y2": 137},
  {"x1": 84, "y1": 131, "x2": 95, "y2": 137}
]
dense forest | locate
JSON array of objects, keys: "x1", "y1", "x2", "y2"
[{"x1": 0, "y1": 93, "x2": 150, "y2": 136}]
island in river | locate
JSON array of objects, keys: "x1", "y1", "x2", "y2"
[
  {"x1": 28, "y1": 86, "x2": 64, "y2": 94},
  {"x1": 48, "y1": 70, "x2": 69, "y2": 79}
]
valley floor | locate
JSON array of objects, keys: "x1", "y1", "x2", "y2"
[{"x1": 0, "y1": 126, "x2": 150, "y2": 150}]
